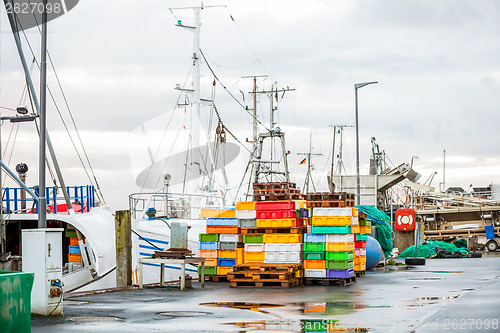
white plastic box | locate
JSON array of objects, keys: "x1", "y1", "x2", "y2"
[
  {"x1": 236, "y1": 210, "x2": 257, "y2": 219},
  {"x1": 313, "y1": 207, "x2": 354, "y2": 217},
  {"x1": 325, "y1": 234, "x2": 354, "y2": 243},
  {"x1": 264, "y1": 251, "x2": 302, "y2": 263},
  {"x1": 264, "y1": 243, "x2": 302, "y2": 252},
  {"x1": 244, "y1": 243, "x2": 265, "y2": 252},
  {"x1": 304, "y1": 269, "x2": 327, "y2": 278}
]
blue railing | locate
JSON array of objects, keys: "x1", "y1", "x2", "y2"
[{"x1": 2, "y1": 185, "x2": 96, "y2": 214}]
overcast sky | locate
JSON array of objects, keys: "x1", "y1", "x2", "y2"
[{"x1": 0, "y1": 0, "x2": 499, "y2": 212}]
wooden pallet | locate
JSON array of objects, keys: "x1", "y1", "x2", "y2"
[
  {"x1": 232, "y1": 263, "x2": 302, "y2": 273},
  {"x1": 305, "y1": 192, "x2": 355, "y2": 201},
  {"x1": 254, "y1": 193, "x2": 303, "y2": 201},
  {"x1": 229, "y1": 278, "x2": 301, "y2": 288},
  {"x1": 253, "y1": 182, "x2": 297, "y2": 190},
  {"x1": 304, "y1": 276, "x2": 356, "y2": 286},
  {"x1": 240, "y1": 226, "x2": 306, "y2": 235},
  {"x1": 305, "y1": 200, "x2": 354, "y2": 208},
  {"x1": 206, "y1": 275, "x2": 229, "y2": 282},
  {"x1": 355, "y1": 270, "x2": 366, "y2": 277},
  {"x1": 228, "y1": 270, "x2": 294, "y2": 281}
]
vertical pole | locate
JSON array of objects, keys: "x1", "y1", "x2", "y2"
[
  {"x1": 443, "y1": 149, "x2": 446, "y2": 192},
  {"x1": 0, "y1": 122, "x2": 5, "y2": 261},
  {"x1": 355, "y1": 87, "x2": 360, "y2": 206},
  {"x1": 330, "y1": 126, "x2": 336, "y2": 192},
  {"x1": 115, "y1": 210, "x2": 132, "y2": 287},
  {"x1": 252, "y1": 76, "x2": 258, "y2": 145},
  {"x1": 38, "y1": 0, "x2": 48, "y2": 228}
]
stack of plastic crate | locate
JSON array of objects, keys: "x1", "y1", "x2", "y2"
[
  {"x1": 353, "y1": 215, "x2": 372, "y2": 275},
  {"x1": 65, "y1": 229, "x2": 81, "y2": 263},
  {"x1": 198, "y1": 214, "x2": 242, "y2": 278},
  {"x1": 303, "y1": 207, "x2": 357, "y2": 282}
]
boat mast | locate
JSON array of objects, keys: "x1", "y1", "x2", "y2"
[
  {"x1": 39, "y1": 0, "x2": 48, "y2": 227},
  {"x1": 191, "y1": 7, "x2": 201, "y2": 196}
]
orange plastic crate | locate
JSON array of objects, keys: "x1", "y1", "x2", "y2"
[
  {"x1": 303, "y1": 260, "x2": 326, "y2": 269},
  {"x1": 206, "y1": 226, "x2": 239, "y2": 234},
  {"x1": 218, "y1": 250, "x2": 237, "y2": 259},
  {"x1": 199, "y1": 250, "x2": 218, "y2": 258},
  {"x1": 244, "y1": 251, "x2": 265, "y2": 263},
  {"x1": 68, "y1": 254, "x2": 81, "y2": 263},
  {"x1": 354, "y1": 263, "x2": 366, "y2": 271},
  {"x1": 236, "y1": 201, "x2": 256, "y2": 210},
  {"x1": 351, "y1": 225, "x2": 359, "y2": 234},
  {"x1": 201, "y1": 258, "x2": 217, "y2": 266},
  {"x1": 236, "y1": 248, "x2": 244, "y2": 265},
  {"x1": 359, "y1": 226, "x2": 372, "y2": 234},
  {"x1": 69, "y1": 237, "x2": 79, "y2": 246}
]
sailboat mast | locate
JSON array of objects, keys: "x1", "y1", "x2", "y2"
[
  {"x1": 190, "y1": 7, "x2": 201, "y2": 196},
  {"x1": 38, "y1": 0, "x2": 48, "y2": 227}
]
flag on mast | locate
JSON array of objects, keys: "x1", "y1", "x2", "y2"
[{"x1": 299, "y1": 158, "x2": 306, "y2": 165}]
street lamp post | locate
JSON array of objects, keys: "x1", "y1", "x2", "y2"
[{"x1": 354, "y1": 81, "x2": 378, "y2": 206}]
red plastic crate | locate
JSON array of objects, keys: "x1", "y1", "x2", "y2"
[
  {"x1": 256, "y1": 210, "x2": 296, "y2": 219},
  {"x1": 355, "y1": 240, "x2": 367, "y2": 249},
  {"x1": 256, "y1": 201, "x2": 295, "y2": 211},
  {"x1": 206, "y1": 226, "x2": 240, "y2": 234}
]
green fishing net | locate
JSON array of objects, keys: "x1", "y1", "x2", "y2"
[
  {"x1": 356, "y1": 205, "x2": 393, "y2": 258},
  {"x1": 398, "y1": 240, "x2": 470, "y2": 258}
]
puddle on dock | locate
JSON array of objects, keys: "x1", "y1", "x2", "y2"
[
  {"x1": 407, "y1": 277, "x2": 444, "y2": 281},
  {"x1": 201, "y1": 302, "x2": 284, "y2": 314},
  {"x1": 67, "y1": 316, "x2": 123, "y2": 322},
  {"x1": 157, "y1": 311, "x2": 210, "y2": 317},
  {"x1": 63, "y1": 299, "x2": 92, "y2": 305},
  {"x1": 408, "y1": 295, "x2": 459, "y2": 307},
  {"x1": 223, "y1": 319, "x2": 370, "y2": 332},
  {"x1": 201, "y1": 301, "x2": 390, "y2": 316}
]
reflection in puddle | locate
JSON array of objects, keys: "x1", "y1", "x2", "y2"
[
  {"x1": 225, "y1": 319, "x2": 370, "y2": 332},
  {"x1": 407, "y1": 277, "x2": 444, "y2": 280},
  {"x1": 408, "y1": 295, "x2": 459, "y2": 307},
  {"x1": 67, "y1": 316, "x2": 123, "y2": 322},
  {"x1": 201, "y1": 302, "x2": 284, "y2": 314},
  {"x1": 419, "y1": 271, "x2": 464, "y2": 274}
]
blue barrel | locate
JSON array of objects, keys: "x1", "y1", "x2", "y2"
[{"x1": 485, "y1": 225, "x2": 495, "y2": 239}]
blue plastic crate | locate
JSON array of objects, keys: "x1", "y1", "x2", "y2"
[
  {"x1": 206, "y1": 218, "x2": 239, "y2": 226},
  {"x1": 68, "y1": 245, "x2": 80, "y2": 254},
  {"x1": 304, "y1": 233, "x2": 326, "y2": 243},
  {"x1": 217, "y1": 258, "x2": 236, "y2": 267},
  {"x1": 199, "y1": 241, "x2": 219, "y2": 250},
  {"x1": 485, "y1": 225, "x2": 495, "y2": 239},
  {"x1": 301, "y1": 208, "x2": 310, "y2": 218}
]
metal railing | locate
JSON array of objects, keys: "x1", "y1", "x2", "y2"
[
  {"x1": 2, "y1": 185, "x2": 96, "y2": 214},
  {"x1": 129, "y1": 191, "x2": 226, "y2": 220}
]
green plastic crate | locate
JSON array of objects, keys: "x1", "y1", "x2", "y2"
[
  {"x1": 325, "y1": 259, "x2": 354, "y2": 269},
  {"x1": 303, "y1": 242, "x2": 325, "y2": 252},
  {"x1": 243, "y1": 234, "x2": 264, "y2": 243},
  {"x1": 359, "y1": 218, "x2": 372, "y2": 227},
  {"x1": 198, "y1": 266, "x2": 217, "y2": 275},
  {"x1": 303, "y1": 252, "x2": 325, "y2": 260},
  {"x1": 65, "y1": 229, "x2": 77, "y2": 237},
  {"x1": 199, "y1": 233, "x2": 219, "y2": 242},
  {"x1": 311, "y1": 225, "x2": 351, "y2": 234},
  {"x1": 325, "y1": 251, "x2": 353, "y2": 261},
  {"x1": 355, "y1": 233, "x2": 368, "y2": 241}
]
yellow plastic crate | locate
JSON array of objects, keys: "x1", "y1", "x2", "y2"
[
  {"x1": 236, "y1": 201, "x2": 256, "y2": 210},
  {"x1": 244, "y1": 251, "x2": 265, "y2": 263},
  {"x1": 199, "y1": 208, "x2": 236, "y2": 218},
  {"x1": 199, "y1": 250, "x2": 218, "y2": 258},
  {"x1": 354, "y1": 263, "x2": 366, "y2": 271},
  {"x1": 236, "y1": 248, "x2": 244, "y2": 265},
  {"x1": 217, "y1": 266, "x2": 233, "y2": 275},
  {"x1": 325, "y1": 242, "x2": 355, "y2": 252},
  {"x1": 351, "y1": 225, "x2": 359, "y2": 234},
  {"x1": 311, "y1": 216, "x2": 351, "y2": 226},
  {"x1": 354, "y1": 256, "x2": 367, "y2": 264},
  {"x1": 257, "y1": 218, "x2": 296, "y2": 228},
  {"x1": 352, "y1": 207, "x2": 358, "y2": 217},
  {"x1": 218, "y1": 250, "x2": 237, "y2": 259},
  {"x1": 295, "y1": 269, "x2": 304, "y2": 278},
  {"x1": 263, "y1": 234, "x2": 302, "y2": 243}
]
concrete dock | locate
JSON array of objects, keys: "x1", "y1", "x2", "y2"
[{"x1": 32, "y1": 253, "x2": 500, "y2": 332}]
